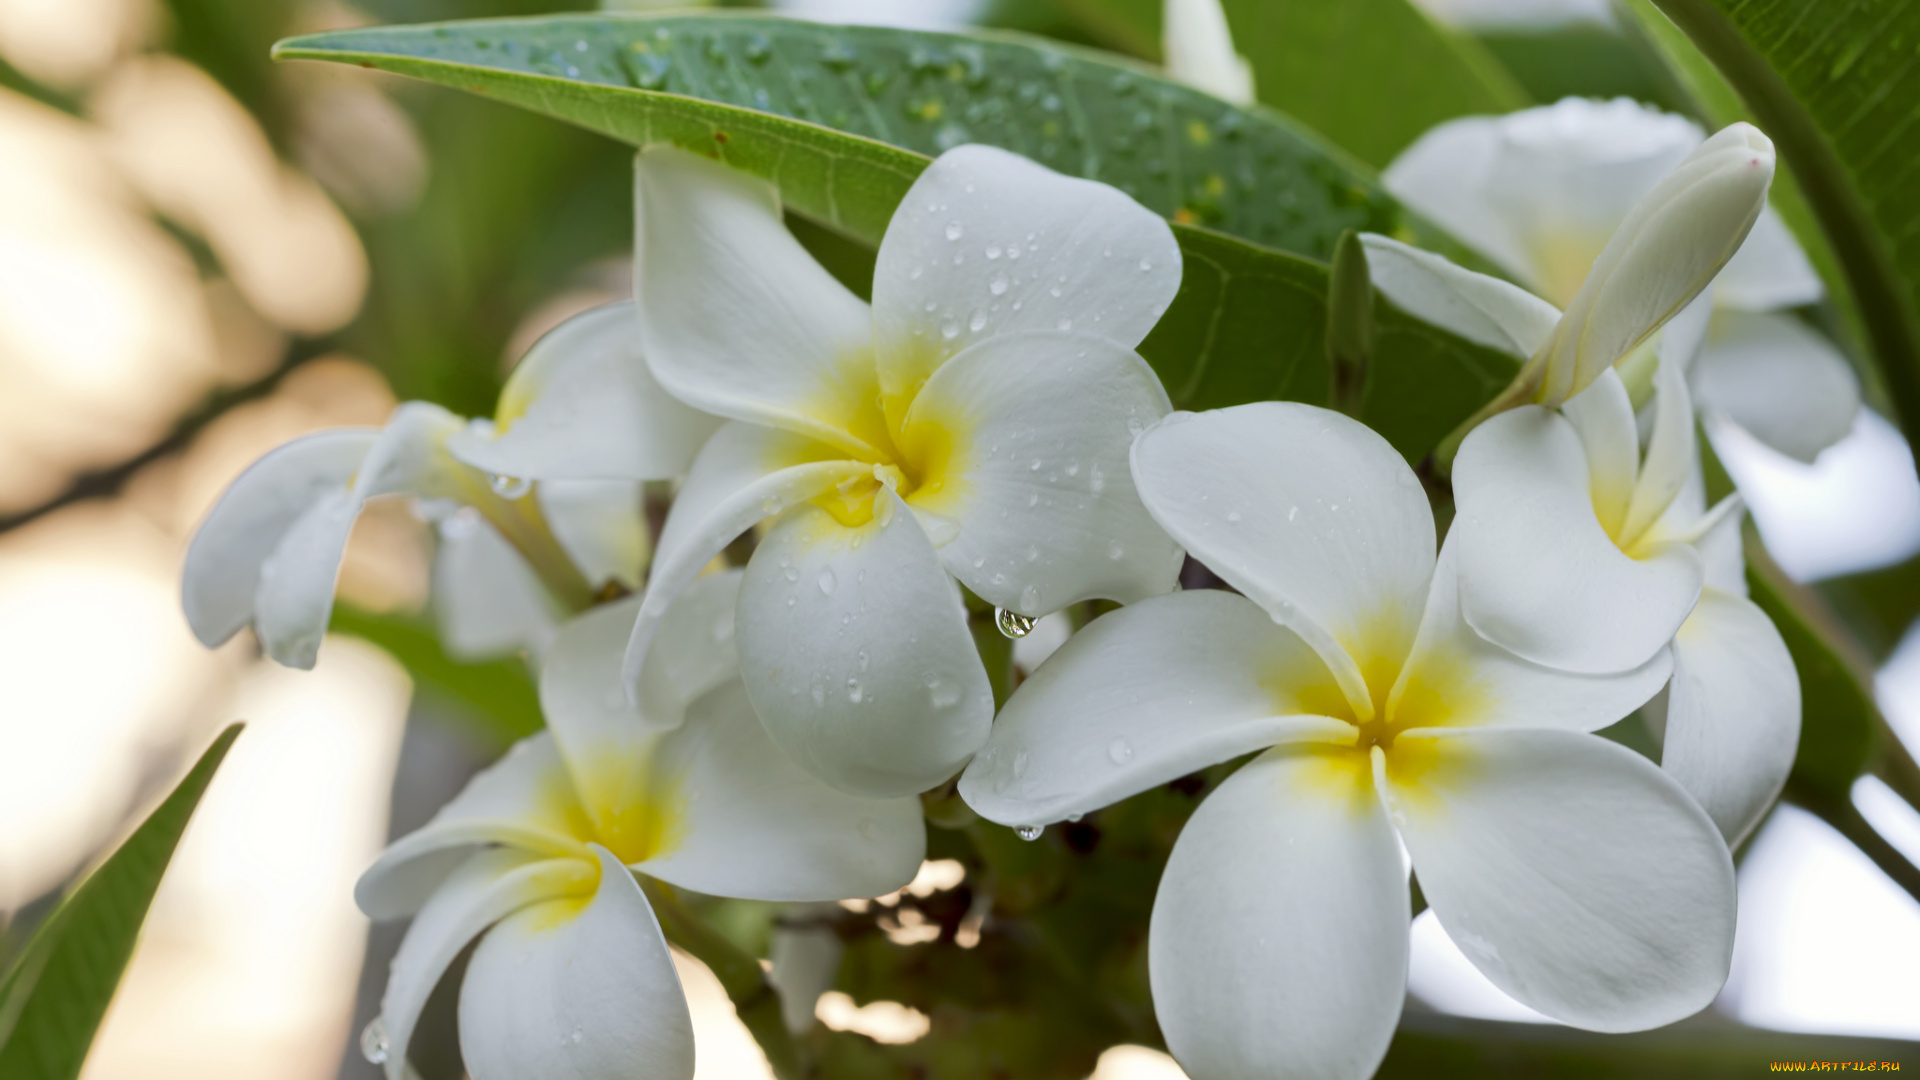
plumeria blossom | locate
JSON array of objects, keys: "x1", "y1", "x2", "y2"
[
  {"x1": 960, "y1": 401, "x2": 1735, "y2": 1080},
  {"x1": 1163, "y1": 0, "x2": 1255, "y2": 105},
  {"x1": 1357, "y1": 116, "x2": 1774, "y2": 434},
  {"x1": 358, "y1": 570, "x2": 925, "y2": 1080},
  {"x1": 1454, "y1": 358, "x2": 1799, "y2": 841},
  {"x1": 1385, "y1": 97, "x2": 1856, "y2": 461},
  {"x1": 183, "y1": 301, "x2": 714, "y2": 668},
  {"x1": 621, "y1": 144, "x2": 1184, "y2": 798}
]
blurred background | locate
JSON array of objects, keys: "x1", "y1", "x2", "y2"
[{"x1": 0, "y1": 0, "x2": 1913, "y2": 1077}]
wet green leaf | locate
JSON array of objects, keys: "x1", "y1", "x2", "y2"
[{"x1": 0, "y1": 726, "x2": 243, "y2": 1080}]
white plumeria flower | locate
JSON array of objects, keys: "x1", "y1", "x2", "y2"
[
  {"x1": 184, "y1": 302, "x2": 714, "y2": 668},
  {"x1": 1359, "y1": 115, "x2": 1774, "y2": 419},
  {"x1": 1386, "y1": 97, "x2": 1856, "y2": 461},
  {"x1": 1454, "y1": 358, "x2": 1800, "y2": 841},
  {"x1": 1163, "y1": 0, "x2": 1255, "y2": 105},
  {"x1": 621, "y1": 145, "x2": 1185, "y2": 798},
  {"x1": 359, "y1": 570, "x2": 925, "y2": 1080},
  {"x1": 959, "y1": 401, "x2": 1735, "y2": 1080}
]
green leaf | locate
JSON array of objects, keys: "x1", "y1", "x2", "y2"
[
  {"x1": 272, "y1": 13, "x2": 1414, "y2": 262},
  {"x1": 330, "y1": 606, "x2": 543, "y2": 749},
  {"x1": 1745, "y1": 546, "x2": 1878, "y2": 806},
  {"x1": 1644, "y1": 0, "x2": 1920, "y2": 472},
  {"x1": 1218, "y1": 0, "x2": 1530, "y2": 168},
  {"x1": 0, "y1": 725, "x2": 243, "y2": 1079}
]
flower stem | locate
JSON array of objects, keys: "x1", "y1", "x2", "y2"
[
  {"x1": 1792, "y1": 789, "x2": 1920, "y2": 908},
  {"x1": 1872, "y1": 715, "x2": 1920, "y2": 816},
  {"x1": 638, "y1": 878, "x2": 806, "y2": 1080}
]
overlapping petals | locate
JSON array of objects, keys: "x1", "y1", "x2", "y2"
[
  {"x1": 962, "y1": 402, "x2": 1734, "y2": 1080},
  {"x1": 624, "y1": 143, "x2": 1183, "y2": 796},
  {"x1": 358, "y1": 571, "x2": 924, "y2": 1080}
]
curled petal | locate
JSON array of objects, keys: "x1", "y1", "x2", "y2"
[
  {"x1": 1453, "y1": 405, "x2": 1702, "y2": 673},
  {"x1": 460, "y1": 846, "x2": 694, "y2": 1080},
  {"x1": 960, "y1": 589, "x2": 1351, "y2": 827},
  {"x1": 639, "y1": 680, "x2": 926, "y2": 900},
  {"x1": 736, "y1": 494, "x2": 992, "y2": 798},
  {"x1": 446, "y1": 301, "x2": 720, "y2": 481},
  {"x1": 1151, "y1": 744, "x2": 1408, "y2": 1080},
  {"x1": 871, "y1": 145, "x2": 1181, "y2": 413},
  {"x1": 632, "y1": 146, "x2": 876, "y2": 453},
  {"x1": 1359, "y1": 234, "x2": 1562, "y2": 359},
  {"x1": 1692, "y1": 309, "x2": 1860, "y2": 464},
  {"x1": 1661, "y1": 591, "x2": 1800, "y2": 846},
  {"x1": 1131, "y1": 403, "x2": 1436, "y2": 715},
  {"x1": 906, "y1": 330, "x2": 1182, "y2": 614},
  {"x1": 182, "y1": 428, "x2": 374, "y2": 650},
  {"x1": 1385, "y1": 728, "x2": 1736, "y2": 1032}
]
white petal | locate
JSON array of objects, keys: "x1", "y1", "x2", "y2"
[
  {"x1": 1359, "y1": 233, "x2": 1563, "y2": 359},
  {"x1": 1163, "y1": 0, "x2": 1255, "y2": 103},
  {"x1": 539, "y1": 478, "x2": 649, "y2": 590},
  {"x1": 1538, "y1": 123, "x2": 1775, "y2": 405},
  {"x1": 1386, "y1": 728, "x2": 1736, "y2": 1032},
  {"x1": 1394, "y1": 539, "x2": 1673, "y2": 733},
  {"x1": 1131, "y1": 403, "x2": 1436, "y2": 715},
  {"x1": 356, "y1": 734, "x2": 584, "y2": 920},
  {"x1": 736, "y1": 494, "x2": 993, "y2": 798},
  {"x1": 769, "y1": 904, "x2": 844, "y2": 1035},
  {"x1": 871, "y1": 145, "x2": 1181, "y2": 413},
  {"x1": 460, "y1": 847, "x2": 694, "y2": 1080},
  {"x1": 1712, "y1": 204, "x2": 1823, "y2": 311},
  {"x1": 960, "y1": 589, "x2": 1353, "y2": 827},
  {"x1": 1692, "y1": 309, "x2": 1860, "y2": 463},
  {"x1": 432, "y1": 513, "x2": 562, "y2": 661},
  {"x1": 632, "y1": 146, "x2": 877, "y2": 453},
  {"x1": 1696, "y1": 496, "x2": 1748, "y2": 596},
  {"x1": 621, "y1": 422, "x2": 867, "y2": 696},
  {"x1": 638, "y1": 680, "x2": 926, "y2": 900},
  {"x1": 1150, "y1": 744, "x2": 1408, "y2": 1080},
  {"x1": 905, "y1": 330, "x2": 1181, "y2": 614},
  {"x1": 182, "y1": 428, "x2": 374, "y2": 649},
  {"x1": 1452, "y1": 405, "x2": 1702, "y2": 673},
  {"x1": 446, "y1": 301, "x2": 721, "y2": 481},
  {"x1": 1559, "y1": 368, "x2": 1640, "y2": 537},
  {"x1": 1662, "y1": 590, "x2": 1800, "y2": 845},
  {"x1": 1620, "y1": 355, "x2": 1697, "y2": 546},
  {"x1": 377, "y1": 848, "x2": 596, "y2": 1080},
  {"x1": 1383, "y1": 116, "x2": 1536, "y2": 283}
]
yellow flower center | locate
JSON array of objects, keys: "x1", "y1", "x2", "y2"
[{"x1": 781, "y1": 351, "x2": 967, "y2": 529}]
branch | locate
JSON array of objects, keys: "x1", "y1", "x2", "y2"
[
  {"x1": 1873, "y1": 714, "x2": 1920, "y2": 817},
  {"x1": 638, "y1": 878, "x2": 806, "y2": 1080},
  {"x1": 1791, "y1": 788, "x2": 1920, "y2": 909},
  {"x1": 0, "y1": 340, "x2": 334, "y2": 536}
]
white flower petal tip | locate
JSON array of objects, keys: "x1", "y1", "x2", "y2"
[
  {"x1": 1536, "y1": 121, "x2": 1776, "y2": 406},
  {"x1": 1693, "y1": 310, "x2": 1861, "y2": 464},
  {"x1": 446, "y1": 301, "x2": 720, "y2": 482},
  {"x1": 1390, "y1": 729, "x2": 1736, "y2": 1032},
  {"x1": 459, "y1": 846, "x2": 695, "y2": 1080},
  {"x1": 737, "y1": 494, "x2": 993, "y2": 799},
  {"x1": 182, "y1": 427, "x2": 376, "y2": 655},
  {"x1": 1662, "y1": 591, "x2": 1801, "y2": 846},
  {"x1": 1151, "y1": 746, "x2": 1408, "y2": 1080},
  {"x1": 1452, "y1": 403, "x2": 1703, "y2": 673},
  {"x1": 1162, "y1": 0, "x2": 1255, "y2": 105},
  {"x1": 1359, "y1": 233, "x2": 1563, "y2": 359}
]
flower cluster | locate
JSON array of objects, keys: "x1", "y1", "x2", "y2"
[{"x1": 182, "y1": 94, "x2": 1803, "y2": 1080}]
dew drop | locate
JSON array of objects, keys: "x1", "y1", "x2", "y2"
[
  {"x1": 1139, "y1": 256, "x2": 1153, "y2": 271},
  {"x1": 811, "y1": 683, "x2": 826, "y2": 706},
  {"x1": 1020, "y1": 584, "x2": 1041, "y2": 610},
  {"x1": 818, "y1": 569, "x2": 837, "y2": 595},
  {"x1": 1108, "y1": 738, "x2": 1134, "y2": 765},
  {"x1": 1013, "y1": 750, "x2": 1030, "y2": 778},
  {"x1": 969, "y1": 308, "x2": 988, "y2": 332},
  {"x1": 489, "y1": 474, "x2": 532, "y2": 499},
  {"x1": 1107, "y1": 539, "x2": 1125, "y2": 560},
  {"x1": 925, "y1": 672, "x2": 963, "y2": 708},
  {"x1": 1227, "y1": 510, "x2": 1242, "y2": 524},
  {"x1": 847, "y1": 677, "x2": 864, "y2": 704},
  {"x1": 1014, "y1": 824, "x2": 1043, "y2": 842},
  {"x1": 360, "y1": 1017, "x2": 389, "y2": 1065},
  {"x1": 989, "y1": 272, "x2": 1009, "y2": 296},
  {"x1": 986, "y1": 244, "x2": 1003, "y2": 260},
  {"x1": 784, "y1": 565, "x2": 800, "y2": 582},
  {"x1": 941, "y1": 316, "x2": 962, "y2": 340},
  {"x1": 1056, "y1": 317, "x2": 1073, "y2": 331},
  {"x1": 945, "y1": 220, "x2": 964, "y2": 241},
  {"x1": 995, "y1": 607, "x2": 1036, "y2": 638}
]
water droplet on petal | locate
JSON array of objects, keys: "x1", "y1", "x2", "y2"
[
  {"x1": 969, "y1": 308, "x2": 988, "y2": 332},
  {"x1": 360, "y1": 1017, "x2": 390, "y2": 1065},
  {"x1": 1107, "y1": 539, "x2": 1125, "y2": 560},
  {"x1": 819, "y1": 569, "x2": 837, "y2": 595},
  {"x1": 784, "y1": 565, "x2": 800, "y2": 582},
  {"x1": 847, "y1": 677, "x2": 864, "y2": 704},
  {"x1": 941, "y1": 316, "x2": 962, "y2": 340},
  {"x1": 1020, "y1": 584, "x2": 1041, "y2": 610},
  {"x1": 995, "y1": 608, "x2": 1036, "y2": 638},
  {"x1": 1014, "y1": 824, "x2": 1043, "y2": 842},
  {"x1": 945, "y1": 220, "x2": 964, "y2": 241},
  {"x1": 989, "y1": 272, "x2": 1009, "y2": 296},
  {"x1": 1108, "y1": 738, "x2": 1134, "y2": 764},
  {"x1": 1139, "y1": 256, "x2": 1153, "y2": 271},
  {"x1": 490, "y1": 473, "x2": 532, "y2": 499}
]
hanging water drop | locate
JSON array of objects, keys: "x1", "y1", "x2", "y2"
[
  {"x1": 1014, "y1": 824, "x2": 1043, "y2": 842},
  {"x1": 360, "y1": 1017, "x2": 390, "y2": 1065},
  {"x1": 995, "y1": 607, "x2": 1036, "y2": 638},
  {"x1": 490, "y1": 474, "x2": 532, "y2": 499}
]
